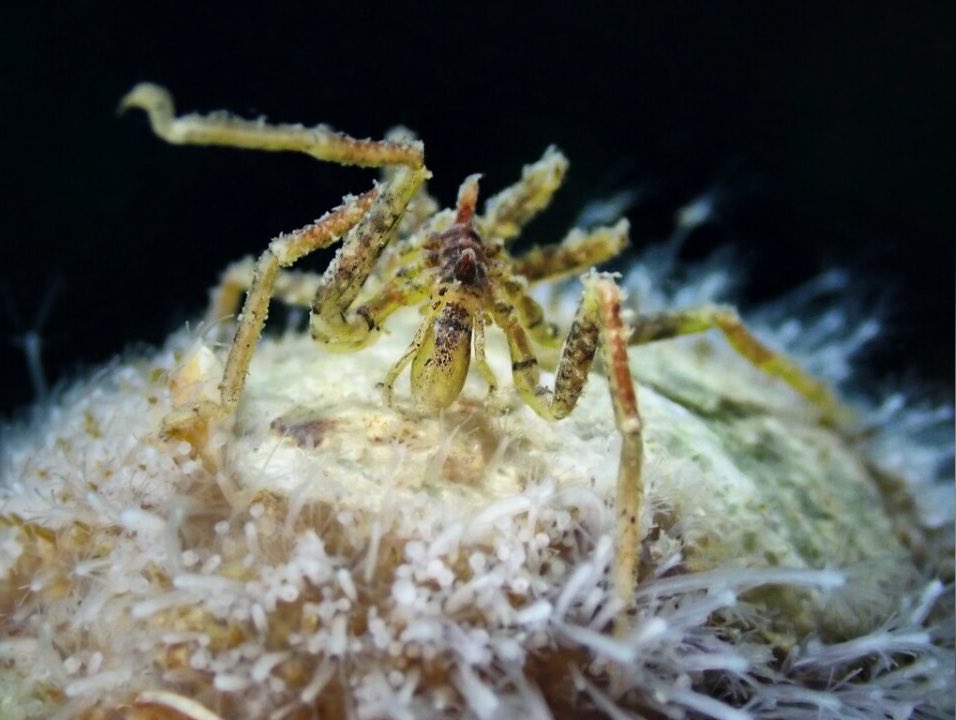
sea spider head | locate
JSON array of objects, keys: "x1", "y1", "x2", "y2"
[{"x1": 424, "y1": 174, "x2": 492, "y2": 288}]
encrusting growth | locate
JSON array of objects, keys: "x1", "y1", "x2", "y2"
[{"x1": 120, "y1": 82, "x2": 852, "y2": 626}]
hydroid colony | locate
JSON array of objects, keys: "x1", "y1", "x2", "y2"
[{"x1": 0, "y1": 87, "x2": 951, "y2": 719}]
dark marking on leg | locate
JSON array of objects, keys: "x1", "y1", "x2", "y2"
[{"x1": 356, "y1": 306, "x2": 376, "y2": 331}]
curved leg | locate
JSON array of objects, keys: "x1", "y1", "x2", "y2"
[
  {"x1": 512, "y1": 219, "x2": 629, "y2": 284},
  {"x1": 120, "y1": 83, "x2": 424, "y2": 169},
  {"x1": 472, "y1": 312, "x2": 499, "y2": 399},
  {"x1": 478, "y1": 146, "x2": 568, "y2": 243},
  {"x1": 309, "y1": 166, "x2": 430, "y2": 347},
  {"x1": 629, "y1": 306, "x2": 854, "y2": 428},
  {"x1": 165, "y1": 189, "x2": 379, "y2": 431},
  {"x1": 492, "y1": 272, "x2": 644, "y2": 619}
]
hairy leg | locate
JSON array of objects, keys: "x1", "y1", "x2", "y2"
[
  {"x1": 206, "y1": 258, "x2": 323, "y2": 327},
  {"x1": 512, "y1": 219, "x2": 629, "y2": 284},
  {"x1": 165, "y1": 190, "x2": 379, "y2": 430},
  {"x1": 630, "y1": 306, "x2": 853, "y2": 427},
  {"x1": 493, "y1": 271, "x2": 644, "y2": 616},
  {"x1": 120, "y1": 83, "x2": 424, "y2": 169},
  {"x1": 309, "y1": 166, "x2": 429, "y2": 347},
  {"x1": 478, "y1": 146, "x2": 569, "y2": 243}
]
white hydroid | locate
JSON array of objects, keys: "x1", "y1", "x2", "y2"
[{"x1": 1, "y1": 230, "x2": 952, "y2": 719}]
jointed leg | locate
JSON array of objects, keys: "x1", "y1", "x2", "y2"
[
  {"x1": 383, "y1": 126, "x2": 440, "y2": 234},
  {"x1": 629, "y1": 306, "x2": 853, "y2": 427},
  {"x1": 206, "y1": 258, "x2": 324, "y2": 327},
  {"x1": 478, "y1": 146, "x2": 569, "y2": 243},
  {"x1": 309, "y1": 166, "x2": 430, "y2": 348},
  {"x1": 594, "y1": 280, "x2": 644, "y2": 625},
  {"x1": 120, "y1": 83, "x2": 424, "y2": 169},
  {"x1": 123, "y1": 83, "x2": 435, "y2": 429},
  {"x1": 496, "y1": 219, "x2": 630, "y2": 349},
  {"x1": 472, "y1": 313, "x2": 499, "y2": 399},
  {"x1": 206, "y1": 257, "x2": 256, "y2": 328},
  {"x1": 498, "y1": 276, "x2": 562, "y2": 348},
  {"x1": 493, "y1": 272, "x2": 644, "y2": 612},
  {"x1": 165, "y1": 189, "x2": 379, "y2": 429},
  {"x1": 512, "y1": 219, "x2": 630, "y2": 284}
]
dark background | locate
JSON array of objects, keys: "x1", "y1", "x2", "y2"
[{"x1": 1, "y1": 2, "x2": 952, "y2": 417}]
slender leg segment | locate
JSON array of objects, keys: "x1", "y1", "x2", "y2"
[
  {"x1": 513, "y1": 219, "x2": 630, "y2": 284},
  {"x1": 207, "y1": 259, "x2": 324, "y2": 326},
  {"x1": 478, "y1": 146, "x2": 569, "y2": 243},
  {"x1": 471, "y1": 313, "x2": 499, "y2": 398},
  {"x1": 309, "y1": 166, "x2": 430, "y2": 348},
  {"x1": 120, "y1": 83, "x2": 424, "y2": 169},
  {"x1": 122, "y1": 84, "x2": 434, "y2": 428},
  {"x1": 629, "y1": 306, "x2": 853, "y2": 426},
  {"x1": 166, "y1": 190, "x2": 378, "y2": 428},
  {"x1": 207, "y1": 257, "x2": 258, "y2": 327},
  {"x1": 594, "y1": 279, "x2": 644, "y2": 618},
  {"x1": 493, "y1": 272, "x2": 644, "y2": 609}
]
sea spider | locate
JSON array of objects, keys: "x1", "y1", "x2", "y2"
[{"x1": 121, "y1": 83, "x2": 848, "y2": 615}]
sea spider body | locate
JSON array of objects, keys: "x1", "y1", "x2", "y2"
[
  {"x1": 121, "y1": 83, "x2": 851, "y2": 624},
  {"x1": 409, "y1": 179, "x2": 492, "y2": 412}
]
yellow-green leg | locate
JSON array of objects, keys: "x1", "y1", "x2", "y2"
[
  {"x1": 512, "y1": 219, "x2": 629, "y2": 284},
  {"x1": 493, "y1": 272, "x2": 644, "y2": 618},
  {"x1": 478, "y1": 146, "x2": 569, "y2": 243},
  {"x1": 165, "y1": 190, "x2": 379, "y2": 430},
  {"x1": 206, "y1": 258, "x2": 324, "y2": 328},
  {"x1": 308, "y1": 166, "x2": 429, "y2": 347},
  {"x1": 629, "y1": 306, "x2": 854, "y2": 427},
  {"x1": 120, "y1": 83, "x2": 424, "y2": 169}
]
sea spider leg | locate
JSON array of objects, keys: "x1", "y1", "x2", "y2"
[
  {"x1": 123, "y1": 84, "x2": 432, "y2": 428},
  {"x1": 206, "y1": 258, "x2": 323, "y2": 327},
  {"x1": 383, "y1": 126, "x2": 441, "y2": 235},
  {"x1": 492, "y1": 271, "x2": 644, "y2": 609},
  {"x1": 120, "y1": 83, "x2": 424, "y2": 169},
  {"x1": 629, "y1": 307, "x2": 854, "y2": 427},
  {"x1": 165, "y1": 189, "x2": 377, "y2": 428},
  {"x1": 595, "y1": 279, "x2": 644, "y2": 619},
  {"x1": 512, "y1": 219, "x2": 630, "y2": 284},
  {"x1": 496, "y1": 219, "x2": 632, "y2": 349},
  {"x1": 308, "y1": 166, "x2": 429, "y2": 349},
  {"x1": 478, "y1": 146, "x2": 569, "y2": 243},
  {"x1": 179, "y1": 165, "x2": 427, "y2": 429},
  {"x1": 207, "y1": 258, "x2": 429, "y2": 344}
]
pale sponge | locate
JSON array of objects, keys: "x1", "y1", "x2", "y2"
[{"x1": 1, "y1": 266, "x2": 952, "y2": 719}]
